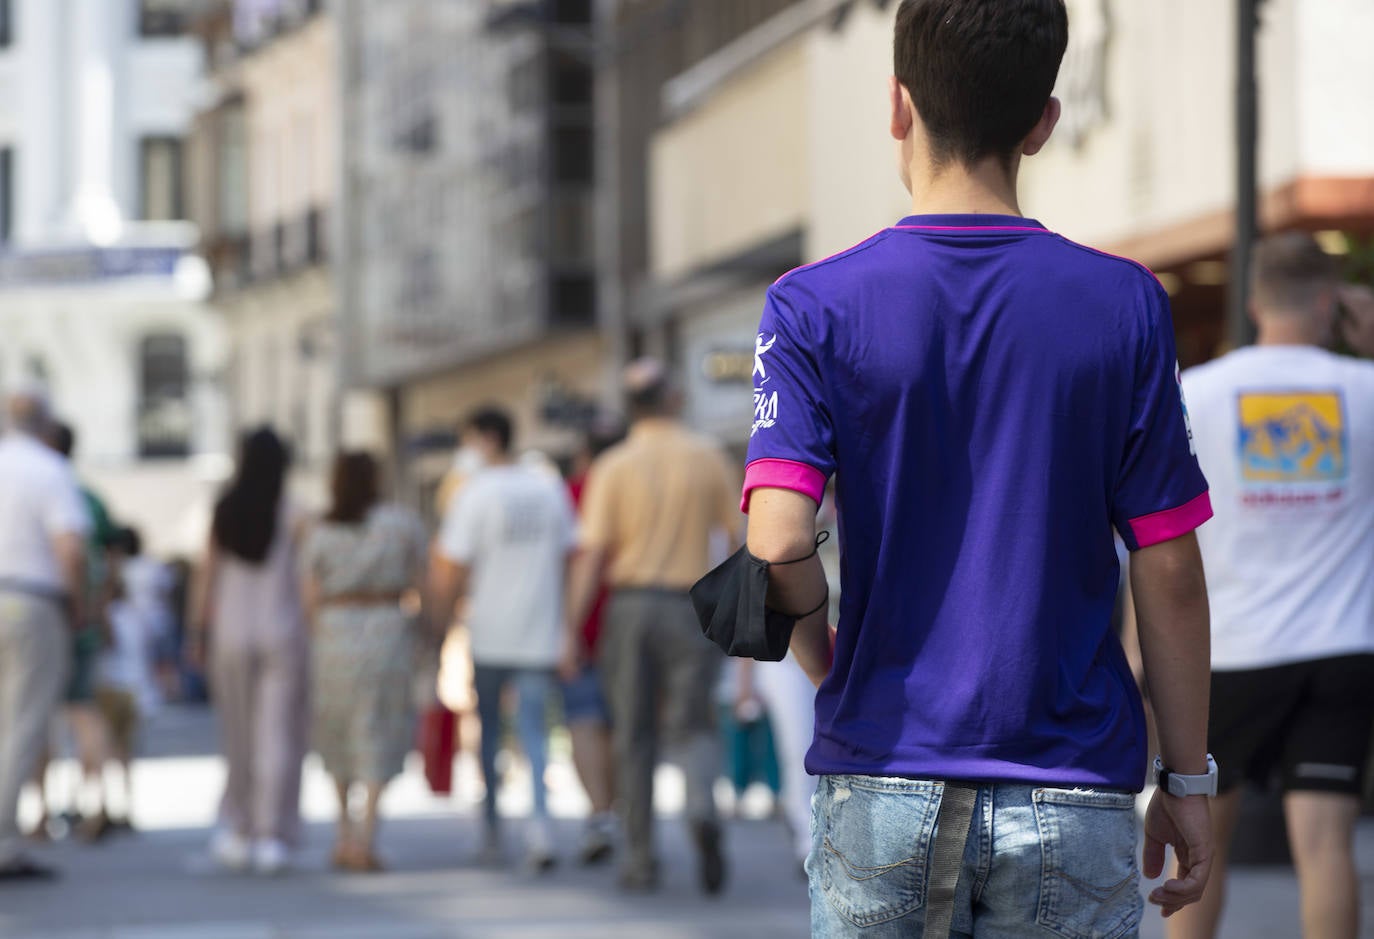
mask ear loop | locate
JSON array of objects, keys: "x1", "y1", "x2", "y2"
[{"x1": 761, "y1": 531, "x2": 831, "y2": 618}]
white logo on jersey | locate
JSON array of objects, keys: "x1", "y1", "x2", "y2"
[
  {"x1": 754, "y1": 333, "x2": 776, "y2": 380},
  {"x1": 752, "y1": 332, "x2": 780, "y2": 436}
]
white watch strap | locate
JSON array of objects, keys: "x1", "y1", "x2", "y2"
[{"x1": 1154, "y1": 754, "x2": 1219, "y2": 797}]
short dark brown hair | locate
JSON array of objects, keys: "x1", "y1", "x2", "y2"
[
  {"x1": 327, "y1": 451, "x2": 379, "y2": 525},
  {"x1": 1252, "y1": 232, "x2": 1342, "y2": 315},
  {"x1": 894, "y1": 0, "x2": 1069, "y2": 168},
  {"x1": 466, "y1": 406, "x2": 515, "y2": 454}
]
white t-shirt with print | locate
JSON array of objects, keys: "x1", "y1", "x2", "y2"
[
  {"x1": 438, "y1": 463, "x2": 576, "y2": 668},
  {"x1": 1182, "y1": 345, "x2": 1374, "y2": 670}
]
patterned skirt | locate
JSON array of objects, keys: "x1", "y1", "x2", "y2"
[{"x1": 311, "y1": 607, "x2": 416, "y2": 784}]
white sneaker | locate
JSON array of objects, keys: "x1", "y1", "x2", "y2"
[
  {"x1": 209, "y1": 830, "x2": 251, "y2": 872},
  {"x1": 578, "y1": 814, "x2": 615, "y2": 866},
  {"x1": 526, "y1": 821, "x2": 557, "y2": 874},
  {"x1": 252, "y1": 839, "x2": 291, "y2": 876}
]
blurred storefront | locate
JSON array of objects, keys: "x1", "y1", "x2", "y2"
[
  {"x1": 0, "y1": 0, "x2": 228, "y2": 556},
  {"x1": 646, "y1": 0, "x2": 1374, "y2": 443}
]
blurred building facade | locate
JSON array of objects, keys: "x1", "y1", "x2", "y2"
[
  {"x1": 334, "y1": 0, "x2": 602, "y2": 500},
  {"x1": 0, "y1": 0, "x2": 228, "y2": 554},
  {"x1": 187, "y1": 0, "x2": 382, "y2": 505},
  {"x1": 645, "y1": 0, "x2": 1374, "y2": 449}
]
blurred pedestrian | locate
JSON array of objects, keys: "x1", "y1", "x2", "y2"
[
  {"x1": 734, "y1": 657, "x2": 814, "y2": 868},
  {"x1": 433, "y1": 407, "x2": 576, "y2": 872},
  {"x1": 28, "y1": 421, "x2": 118, "y2": 843},
  {"x1": 0, "y1": 384, "x2": 90, "y2": 880},
  {"x1": 737, "y1": 2, "x2": 1214, "y2": 934},
  {"x1": 91, "y1": 528, "x2": 162, "y2": 834},
  {"x1": 1171, "y1": 236, "x2": 1374, "y2": 939},
  {"x1": 566, "y1": 360, "x2": 742, "y2": 894},
  {"x1": 557, "y1": 421, "x2": 624, "y2": 866},
  {"x1": 302, "y1": 451, "x2": 430, "y2": 873},
  {"x1": 190, "y1": 428, "x2": 308, "y2": 876},
  {"x1": 117, "y1": 527, "x2": 175, "y2": 703}
]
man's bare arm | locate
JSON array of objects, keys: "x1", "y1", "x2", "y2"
[
  {"x1": 52, "y1": 531, "x2": 85, "y2": 629},
  {"x1": 565, "y1": 544, "x2": 606, "y2": 645},
  {"x1": 746, "y1": 488, "x2": 829, "y2": 686},
  {"x1": 429, "y1": 549, "x2": 470, "y2": 634},
  {"x1": 1131, "y1": 530, "x2": 1213, "y2": 917}
]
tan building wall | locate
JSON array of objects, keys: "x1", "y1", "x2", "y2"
[
  {"x1": 239, "y1": 16, "x2": 337, "y2": 227},
  {"x1": 401, "y1": 331, "x2": 609, "y2": 459},
  {"x1": 650, "y1": 38, "x2": 810, "y2": 281}
]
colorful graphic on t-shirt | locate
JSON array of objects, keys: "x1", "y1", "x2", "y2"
[{"x1": 1237, "y1": 391, "x2": 1348, "y2": 483}]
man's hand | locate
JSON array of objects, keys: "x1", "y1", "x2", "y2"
[
  {"x1": 557, "y1": 631, "x2": 585, "y2": 684},
  {"x1": 1142, "y1": 790, "x2": 1213, "y2": 917}
]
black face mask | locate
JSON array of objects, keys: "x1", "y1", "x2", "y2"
[{"x1": 690, "y1": 533, "x2": 830, "y2": 662}]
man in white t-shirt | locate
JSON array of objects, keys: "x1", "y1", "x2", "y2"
[
  {"x1": 1172, "y1": 234, "x2": 1374, "y2": 939},
  {"x1": 433, "y1": 406, "x2": 576, "y2": 872},
  {"x1": 0, "y1": 384, "x2": 90, "y2": 880}
]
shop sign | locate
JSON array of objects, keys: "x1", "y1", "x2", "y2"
[{"x1": 701, "y1": 348, "x2": 755, "y2": 384}]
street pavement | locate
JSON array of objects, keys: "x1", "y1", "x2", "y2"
[{"x1": 1, "y1": 707, "x2": 1371, "y2": 938}]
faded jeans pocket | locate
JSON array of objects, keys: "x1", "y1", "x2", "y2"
[
  {"x1": 818, "y1": 775, "x2": 940, "y2": 929},
  {"x1": 1033, "y1": 788, "x2": 1142, "y2": 939}
]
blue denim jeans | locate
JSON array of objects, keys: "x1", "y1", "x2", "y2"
[
  {"x1": 808, "y1": 775, "x2": 1143, "y2": 938},
  {"x1": 472, "y1": 665, "x2": 554, "y2": 831}
]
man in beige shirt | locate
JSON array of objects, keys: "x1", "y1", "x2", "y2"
[{"x1": 566, "y1": 359, "x2": 742, "y2": 894}]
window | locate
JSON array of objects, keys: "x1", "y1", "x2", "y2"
[
  {"x1": 551, "y1": 126, "x2": 593, "y2": 184},
  {"x1": 550, "y1": 190, "x2": 593, "y2": 267},
  {"x1": 139, "y1": 0, "x2": 188, "y2": 38},
  {"x1": 0, "y1": 147, "x2": 12, "y2": 244},
  {"x1": 140, "y1": 137, "x2": 184, "y2": 220},
  {"x1": 217, "y1": 106, "x2": 248, "y2": 235},
  {"x1": 549, "y1": 53, "x2": 593, "y2": 109},
  {"x1": 551, "y1": 0, "x2": 592, "y2": 26},
  {"x1": 0, "y1": 0, "x2": 12, "y2": 48},
  {"x1": 137, "y1": 334, "x2": 191, "y2": 459}
]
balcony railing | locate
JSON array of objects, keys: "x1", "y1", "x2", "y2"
[{"x1": 248, "y1": 206, "x2": 329, "y2": 282}]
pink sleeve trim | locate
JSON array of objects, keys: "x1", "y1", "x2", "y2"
[
  {"x1": 741, "y1": 459, "x2": 828, "y2": 513},
  {"x1": 1128, "y1": 491, "x2": 1213, "y2": 548},
  {"x1": 890, "y1": 225, "x2": 1049, "y2": 233}
]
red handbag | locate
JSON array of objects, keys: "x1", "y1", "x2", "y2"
[{"x1": 418, "y1": 705, "x2": 458, "y2": 795}]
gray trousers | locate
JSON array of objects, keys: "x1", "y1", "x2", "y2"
[
  {"x1": 0, "y1": 594, "x2": 68, "y2": 864},
  {"x1": 600, "y1": 589, "x2": 723, "y2": 868},
  {"x1": 211, "y1": 641, "x2": 308, "y2": 845}
]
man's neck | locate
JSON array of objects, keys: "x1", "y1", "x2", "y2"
[
  {"x1": 908, "y1": 156, "x2": 1023, "y2": 218},
  {"x1": 1255, "y1": 315, "x2": 1324, "y2": 348}
]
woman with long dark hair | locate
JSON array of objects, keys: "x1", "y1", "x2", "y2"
[
  {"x1": 190, "y1": 428, "x2": 308, "y2": 875},
  {"x1": 301, "y1": 451, "x2": 429, "y2": 872}
]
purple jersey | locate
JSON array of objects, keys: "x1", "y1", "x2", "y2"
[{"x1": 743, "y1": 214, "x2": 1211, "y2": 790}]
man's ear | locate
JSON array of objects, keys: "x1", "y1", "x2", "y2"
[
  {"x1": 889, "y1": 76, "x2": 913, "y2": 142},
  {"x1": 1022, "y1": 96, "x2": 1062, "y2": 157}
]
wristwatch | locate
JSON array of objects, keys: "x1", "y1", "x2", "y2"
[{"x1": 1153, "y1": 754, "x2": 1219, "y2": 797}]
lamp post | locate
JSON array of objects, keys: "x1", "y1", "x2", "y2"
[{"x1": 1228, "y1": 0, "x2": 1265, "y2": 349}]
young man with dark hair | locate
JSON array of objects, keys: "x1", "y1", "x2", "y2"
[
  {"x1": 1173, "y1": 234, "x2": 1374, "y2": 939},
  {"x1": 743, "y1": 1, "x2": 1215, "y2": 934},
  {"x1": 433, "y1": 405, "x2": 577, "y2": 872}
]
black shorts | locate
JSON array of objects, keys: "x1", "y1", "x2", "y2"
[{"x1": 1209, "y1": 654, "x2": 1374, "y2": 796}]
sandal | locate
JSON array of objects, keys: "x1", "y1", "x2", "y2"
[
  {"x1": 342, "y1": 845, "x2": 386, "y2": 873},
  {"x1": 330, "y1": 843, "x2": 354, "y2": 870}
]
